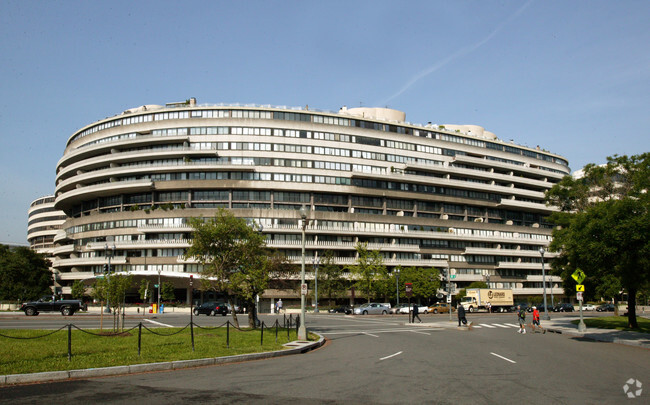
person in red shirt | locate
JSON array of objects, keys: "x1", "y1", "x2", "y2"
[{"x1": 532, "y1": 306, "x2": 546, "y2": 334}]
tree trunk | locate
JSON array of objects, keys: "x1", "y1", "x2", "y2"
[
  {"x1": 247, "y1": 301, "x2": 257, "y2": 329},
  {"x1": 228, "y1": 298, "x2": 240, "y2": 328},
  {"x1": 627, "y1": 287, "x2": 638, "y2": 329}
]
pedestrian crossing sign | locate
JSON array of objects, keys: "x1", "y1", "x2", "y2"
[{"x1": 571, "y1": 269, "x2": 586, "y2": 284}]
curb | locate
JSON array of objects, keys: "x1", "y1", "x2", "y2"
[{"x1": 0, "y1": 335, "x2": 325, "y2": 386}]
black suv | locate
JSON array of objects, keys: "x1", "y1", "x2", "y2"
[
  {"x1": 596, "y1": 303, "x2": 615, "y2": 312},
  {"x1": 193, "y1": 302, "x2": 228, "y2": 316}
]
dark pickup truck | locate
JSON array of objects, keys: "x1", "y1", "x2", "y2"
[{"x1": 21, "y1": 296, "x2": 87, "y2": 316}]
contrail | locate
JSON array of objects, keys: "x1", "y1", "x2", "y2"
[{"x1": 378, "y1": 0, "x2": 534, "y2": 106}]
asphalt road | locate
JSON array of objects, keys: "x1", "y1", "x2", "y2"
[{"x1": 1, "y1": 312, "x2": 648, "y2": 404}]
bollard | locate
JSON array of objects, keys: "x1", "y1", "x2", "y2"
[
  {"x1": 227, "y1": 321, "x2": 230, "y2": 349},
  {"x1": 138, "y1": 322, "x2": 142, "y2": 356},
  {"x1": 275, "y1": 319, "x2": 278, "y2": 343},
  {"x1": 191, "y1": 319, "x2": 195, "y2": 352},
  {"x1": 261, "y1": 321, "x2": 264, "y2": 346}
]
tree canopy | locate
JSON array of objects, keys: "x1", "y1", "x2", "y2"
[
  {"x1": 347, "y1": 242, "x2": 387, "y2": 303},
  {"x1": 545, "y1": 153, "x2": 650, "y2": 328},
  {"x1": 395, "y1": 266, "x2": 441, "y2": 304},
  {"x1": 186, "y1": 209, "x2": 288, "y2": 328},
  {"x1": 0, "y1": 245, "x2": 52, "y2": 301}
]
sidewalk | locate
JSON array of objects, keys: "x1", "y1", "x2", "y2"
[{"x1": 412, "y1": 317, "x2": 650, "y2": 349}]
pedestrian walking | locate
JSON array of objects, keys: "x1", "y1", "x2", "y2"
[
  {"x1": 277, "y1": 299, "x2": 283, "y2": 314},
  {"x1": 412, "y1": 303, "x2": 422, "y2": 323},
  {"x1": 517, "y1": 305, "x2": 527, "y2": 334},
  {"x1": 531, "y1": 306, "x2": 546, "y2": 334},
  {"x1": 457, "y1": 304, "x2": 467, "y2": 326},
  {"x1": 487, "y1": 302, "x2": 492, "y2": 313}
]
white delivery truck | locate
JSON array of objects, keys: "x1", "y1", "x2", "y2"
[{"x1": 461, "y1": 288, "x2": 513, "y2": 313}]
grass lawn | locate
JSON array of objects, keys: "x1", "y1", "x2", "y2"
[
  {"x1": 0, "y1": 323, "x2": 309, "y2": 376},
  {"x1": 572, "y1": 316, "x2": 650, "y2": 333}
]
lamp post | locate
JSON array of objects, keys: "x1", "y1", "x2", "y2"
[
  {"x1": 539, "y1": 247, "x2": 550, "y2": 321},
  {"x1": 313, "y1": 256, "x2": 320, "y2": 313},
  {"x1": 157, "y1": 268, "x2": 161, "y2": 314},
  {"x1": 104, "y1": 238, "x2": 115, "y2": 313},
  {"x1": 298, "y1": 204, "x2": 309, "y2": 340},
  {"x1": 395, "y1": 268, "x2": 400, "y2": 306}
]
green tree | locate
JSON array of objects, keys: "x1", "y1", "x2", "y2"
[
  {"x1": 0, "y1": 245, "x2": 52, "y2": 301},
  {"x1": 397, "y1": 266, "x2": 441, "y2": 304},
  {"x1": 138, "y1": 279, "x2": 151, "y2": 302},
  {"x1": 546, "y1": 153, "x2": 650, "y2": 328},
  {"x1": 71, "y1": 280, "x2": 86, "y2": 301},
  {"x1": 186, "y1": 209, "x2": 287, "y2": 328},
  {"x1": 161, "y1": 281, "x2": 175, "y2": 302},
  {"x1": 347, "y1": 242, "x2": 387, "y2": 303},
  {"x1": 317, "y1": 250, "x2": 345, "y2": 307}
]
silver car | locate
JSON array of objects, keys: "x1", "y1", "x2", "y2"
[{"x1": 354, "y1": 303, "x2": 389, "y2": 315}]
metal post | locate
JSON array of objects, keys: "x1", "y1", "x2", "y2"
[
  {"x1": 298, "y1": 205, "x2": 308, "y2": 340},
  {"x1": 578, "y1": 300, "x2": 586, "y2": 332},
  {"x1": 448, "y1": 266, "x2": 452, "y2": 322},
  {"x1": 157, "y1": 268, "x2": 161, "y2": 315},
  {"x1": 104, "y1": 241, "x2": 115, "y2": 314},
  {"x1": 396, "y1": 268, "x2": 400, "y2": 306},
  {"x1": 313, "y1": 256, "x2": 320, "y2": 313},
  {"x1": 540, "y1": 248, "x2": 551, "y2": 321}
]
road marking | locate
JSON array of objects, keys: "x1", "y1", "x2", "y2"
[
  {"x1": 479, "y1": 324, "x2": 497, "y2": 328},
  {"x1": 321, "y1": 327, "x2": 442, "y2": 336},
  {"x1": 380, "y1": 351, "x2": 403, "y2": 361},
  {"x1": 364, "y1": 332, "x2": 379, "y2": 337},
  {"x1": 504, "y1": 323, "x2": 520, "y2": 328},
  {"x1": 409, "y1": 330, "x2": 431, "y2": 335},
  {"x1": 491, "y1": 352, "x2": 516, "y2": 364},
  {"x1": 493, "y1": 323, "x2": 510, "y2": 328},
  {"x1": 144, "y1": 319, "x2": 174, "y2": 328}
]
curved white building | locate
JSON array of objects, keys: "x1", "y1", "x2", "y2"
[
  {"x1": 28, "y1": 195, "x2": 67, "y2": 294},
  {"x1": 52, "y1": 99, "x2": 567, "y2": 305}
]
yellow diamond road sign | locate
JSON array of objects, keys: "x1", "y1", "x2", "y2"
[
  {"x1": 572, "y1": 269, "x2": 586, "y2": 284},
  {"x1": 576, "y1": 284, "x2": 585, "y2": 292}
]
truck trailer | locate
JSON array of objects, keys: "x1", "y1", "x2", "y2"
[{"x1": 460, "y1": 289, "x2": 513, "y2": 313}]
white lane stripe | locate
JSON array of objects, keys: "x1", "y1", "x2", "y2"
[
  {"x1": 471, "y1": 325, "x2": 482, "y2": 328},
  {"x1": 320, "y1": 327, "x2": 442, "y2": 335},
  {"x1": 144, "y1": 319, "x2": 174, "y2": 328},
  {"x1": 493, "y1": 323, "x2": 510, "y2": 328},
  {"x1": 479, "y1": 324, "x2": 497, "y2": 328},
  {"x1": 504, "y1": 323, "x2": 520, "y2": 328},
  {"x1": 364, "y1": 332, "x2": 379, "y2": 337},
  {"x1": 491, "y1": 352, "x2": 516, "y2": 363},
  {"x1": 409, "y1": 330, "x2": 431, "y2": 335},
  {"x1": 380, "y1": 351, "x2": 403, "y2": 361}
]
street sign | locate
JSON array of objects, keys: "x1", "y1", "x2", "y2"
[
  {"x1": 154, "y1": 284, "x2": 159, "y2": 288},
  {"x1": 576, "y1": 284, "x2": 585, "y2": 292},
  {"x1": 447, "y1": 296, "x2": 452, "y2": 303},
  {"x1": 577, "y1": 292, "x2": 583, "y2": 301},
  {"x1": 301, "y1": 283, "x2": 307, "y2": 295},
  {"x1": 572, "y1": 269, "x2": 586, "y2": 284},
  {"x1": 405, "y1": 282, "x2": 413, "y2": 298},
  {"x1": 450, "y1": 275, "x2": 456, "y2": 279}
]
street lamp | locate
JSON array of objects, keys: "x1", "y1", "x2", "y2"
[
  {"x1": 395, "y1": 268, "x2": 400, "y2": 306},
  {"x1": 313, "y1": 256, "x2": 320, "y2": 313},
  {"x1": 539, "y1": 247, "x2": 551, "y2": 321},
  {"x1": 298, "y1": 204, "x2": 309, "y2": 340},
  {"x1": 104, "y1": 238, "x2": 115, "y2": 314},
  {"x1": 157, "y1": 267, "x2": 161, "y2": 314}
]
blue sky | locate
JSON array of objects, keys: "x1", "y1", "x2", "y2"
[{"x1": 1, "y1": 0, "x2": 649, "y2": 245}]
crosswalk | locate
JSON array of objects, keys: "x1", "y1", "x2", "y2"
[{"x1": 472, "y1": 323, "x2": 521, "y2": 329}]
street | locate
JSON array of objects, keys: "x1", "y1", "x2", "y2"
[{"x1": 1, "y1": 312, "x2": 648, "y2": 404}]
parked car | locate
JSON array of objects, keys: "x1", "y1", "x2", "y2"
[
  {"x1": 328, "y1": 306, "x2": 352, "y2": 314},
  {"x1": 400, "y1": 304, "x2": 429, "y2": 314},
  {"x1": 427, "y1": 303, "x2": 453, "y2": 314},
  {"x1": 21, "y1": 295, "x2": 87, "y2": 316},
  {"x1": 596, "y1": 303, "x2": 615, "y2": 312},
  {"x1": 390, "y1": 303, "x2": 409, "y2": 314},
  {"x1": 354, "y1": 303, "x2": 389, "y2": 315},
  {"x1": 226, "y1": 303, "x2": 244, "y2": 314},
  {"x1": 553, "y1": 303, "x2": 575, "y2": 312},
  {"x1": 582, "y1": 304, "x2": 596, "y2": 311},
  {"x1": 193, "y1": 302, "x2": 228, "y2": 316}
]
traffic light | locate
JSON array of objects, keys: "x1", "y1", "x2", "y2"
[{"x1": 103, "y1": 264, "x2": 108, "y2": 273}]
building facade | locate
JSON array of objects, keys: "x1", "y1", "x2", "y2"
[
  {"x1": 27, "y1": 195, "x2": 67, "y2": 294},
  {"x1": 51, "y1": 99, "x2": 567, "y2": 305}
]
